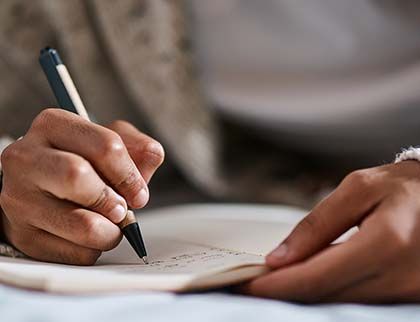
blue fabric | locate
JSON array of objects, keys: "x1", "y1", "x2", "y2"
[{"x1": 1, "y1": 285, "x2": 420, "y2": 322}]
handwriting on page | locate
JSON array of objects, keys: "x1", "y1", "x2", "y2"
[{"x1": 97, "y1": 246, "x2": 264, "y2": 275}]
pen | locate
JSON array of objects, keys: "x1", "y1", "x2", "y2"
[{"x1": 39, "y1": 47, "x2": 148, "y2": 264}]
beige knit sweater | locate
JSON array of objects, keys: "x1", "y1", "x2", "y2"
[
  {"x1": 0, "y1": 0, "x2": 326, "y2": 208},
  {"x1": 0, "y1": 0, "x2": 230, "y2": 194}
]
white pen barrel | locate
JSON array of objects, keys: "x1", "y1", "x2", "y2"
[{"x1": 56, "y1": 64, "x2": 90, "y2": 121}]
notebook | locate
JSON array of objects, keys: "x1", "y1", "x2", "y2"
[{"x1": 0, "y1": 204, "x2": 305, "y2": 293}]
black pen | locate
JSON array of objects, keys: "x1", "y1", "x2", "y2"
[{"x1": 39, "y1": 47, "x2": 148, "y2": 264}]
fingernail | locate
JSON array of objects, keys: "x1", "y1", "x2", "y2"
[
  {"x1": 132, "y1": 187, "x2": 149, "y2": 208},
  {"x1": 109, "y1": 204, "x2": 127, "y2": 223},
  {"x1": 269, "y1": 244, "x2": 288, "y2": 260}
]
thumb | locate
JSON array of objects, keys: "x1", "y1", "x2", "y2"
[{"x1": 266, "y1": 170, "x2": 380, "y2": 268}]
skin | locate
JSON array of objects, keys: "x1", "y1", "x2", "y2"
[
  {"x1": 240, "y1": 160, "x2": 420, "y2": 303},
  {"x1": 2, "y1": 108, "x2": 420, "y2": 303},
  {"x1": 0, "y1": 109, "x2": 164, "y2": 265}
]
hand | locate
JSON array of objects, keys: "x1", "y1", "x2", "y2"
[
  {"x1": 0, "y1": 109, "x2": 164, "y2": 265},
  {"x1": 240, "y1": 161, "x2": 420, "y2": 303}
]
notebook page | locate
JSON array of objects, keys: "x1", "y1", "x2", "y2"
[
  {"x1": 0, "y1": 237, "x2": 264, "y2": 279},
  {"x1": 0, "y1": 237, "x2": 264, "y2": 292},
  {"x1": 96, "y1": 237, "x2": 264, "y2": 275},
  {"x1": 0, "y1": 204, "x2": 304, "y2": 292}
]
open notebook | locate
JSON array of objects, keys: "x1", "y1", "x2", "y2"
[{"x1": 0, "y1": 204, "x2": 305, "y2": 293}]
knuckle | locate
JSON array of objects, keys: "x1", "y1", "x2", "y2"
[
  {"x1": 1, "y1": 144, "x2": 15, "y2": 167},
  {"x1": 97, "y1": 131, "x2": 125, "y2": 159},
  {"x1": 88, "y1": 186, "x2": 113, "y2": 212},
  {"x1": 1, "y1": 142, "x2": 23, "y2": 167},
  {"x1": 115, "y1": 166, "x2": 141, "y2": 192},
  {"x1": 63, "y1": 156, "x2": 90, "y2": 187},
  {"x1": 344, "y1": 169, "x2": 374, "y2": 188},
  {"x1": 31, "y1": 108, "x2": 60, "y2": 130}
]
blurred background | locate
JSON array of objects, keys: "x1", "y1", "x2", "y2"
[
  {"x1": 1, "y1": 0, "x2": 420, "y2": 209},
  {"x1": 159, "y1": 0, "x2": 420, "y2": 208}
]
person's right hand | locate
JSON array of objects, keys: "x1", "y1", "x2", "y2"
[{"x1": 0, "y1": 109, "x2": 165, "y2": 265}]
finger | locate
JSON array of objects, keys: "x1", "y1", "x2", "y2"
[
  {"x1": 3, "y1": 218, "x2": 102, "y2": 265},
  {"x1": 267, "y1": 169, "x2": 382, "y2": 268},
  {"x1": 107, "y1": 120, "x2": 164, "y2": 183},
  {"x1": 241, "y1": 231, "x2": 386, "y2": 302},
  {"x1": 3, "y1": 191, "x2": 122, "y2": 251},
  {"x1": 329, "y1": 269, "x2": 420, "y2": 303},
  {"x1": 323, "y1": 276, "x2": 389, "y2": 303},
  {"x1": 34, "y1": 196, "x2": 122, "y2": 251},
  {"x1": 18, "y1": 146, "x2": 127, "y2": 224},
  {"x1": 27, "y1": 232, "x2": 102, "y2": 265},
  {"x1": 30, "y1": 109, "x2": 148, "y2": 208}
]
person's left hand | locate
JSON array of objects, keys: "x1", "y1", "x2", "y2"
[{"x1": 239, "y1": 161, "x2": 420, "y2": 303}]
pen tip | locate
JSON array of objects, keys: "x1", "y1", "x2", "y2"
[{"x1": 142, "y1": 256, "x2": 149, "y2": 265}]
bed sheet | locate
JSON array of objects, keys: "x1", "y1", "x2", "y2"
[{"x1": 1, "y1": 285, "x2": 419, "y2": 322}]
